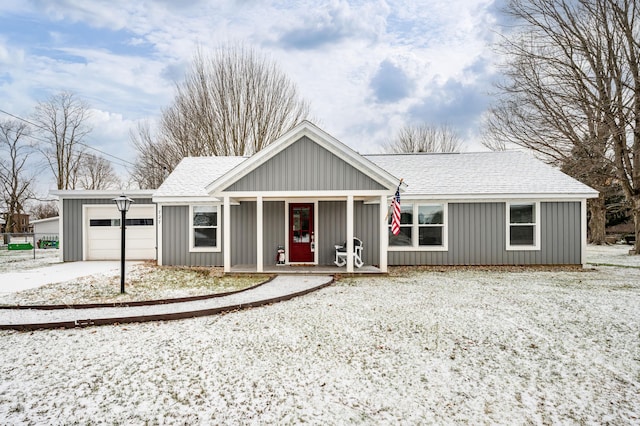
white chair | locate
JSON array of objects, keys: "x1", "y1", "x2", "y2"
[{"x1": 334, "y1": 238, "x2": 364, "y2": 268}]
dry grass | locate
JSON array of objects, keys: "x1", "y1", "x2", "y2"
[{"x1": 0, "y1": 262, "x2": 267, "y2": 306}]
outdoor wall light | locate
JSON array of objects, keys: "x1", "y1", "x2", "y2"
[{"x1": 113, "y1": 194, "x2": 134, "y2": 294}]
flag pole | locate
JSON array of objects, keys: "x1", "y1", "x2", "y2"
[{"x1": 384, "y1": 178, "x2": 403, "y2": 221}]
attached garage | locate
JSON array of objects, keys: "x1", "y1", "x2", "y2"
[
  {"x1": 51, "y1": 190, "x2": 157, "y2": 263},
  {"x1": 84, "y1": 204, "x2": 157, "y2": 260}
]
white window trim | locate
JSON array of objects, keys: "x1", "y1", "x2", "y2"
[
  {"x1": 388, "y1": 202, "x2": 448, "y2": 252},
  {"x1": 189, "y1": 204, "x2": 221, "y2": 252},
  {"x1": 506, "y1": 201, "x2": 541, "y2": 251}
]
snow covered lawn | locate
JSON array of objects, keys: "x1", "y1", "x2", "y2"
[
  {"x1": 0, "y1": 246, "x2": 638, "y2": 424},
  {"x1": 0, "y1": 248, "x2": 60, "y2": 272}
]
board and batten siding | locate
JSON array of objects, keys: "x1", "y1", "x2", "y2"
[
  {"x1": 388, "y1": 202, "x2": 582, "y2": 266},
  {"x1": 62, "y1": 198, "x2": 153, "y2": 262},
  {"x1": 262, "y1": 201, "x2": 285, "y2": 266},
  {"x1": 231, "y1": 202, "x2": 257, "y2": 266},
  {"x1": 225, "y1": 136, "x2": 386, "y2": 192},
  {"x1": 162, "y1": 205, "x2": 223, "y2": 266},
  {"x1": 318, "y1": 201, "x2": 380, "y2": 266}
]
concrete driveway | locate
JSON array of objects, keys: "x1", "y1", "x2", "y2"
[{"x1": 0, "y1": 261, "x2": 141, "y2": 295}]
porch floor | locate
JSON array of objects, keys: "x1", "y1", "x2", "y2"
[{"x1": 230, "y1": 264, "x2": 384, "y2": 274}]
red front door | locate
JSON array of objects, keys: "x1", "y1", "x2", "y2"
[{"x1": 289, "y1": 203, "x2": 314, "y2": 263}]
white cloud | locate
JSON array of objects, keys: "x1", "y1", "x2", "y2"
[{"x1": 1, "y1": 0, "x2": 502, "y2": 172}]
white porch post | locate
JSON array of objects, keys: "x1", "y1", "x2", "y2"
[
  {"x1": 346, "y1": 195, "x2": 354, "y2": 273},
  {"x1": 379, "y1": 194, "x2": 388, "y2": 273},
  {"x1": 156, "y1": 204, "x2": 163, "y2": 266},
  {"x1": 581, "y1": 198, "x2": 588, "y2": 268},
  {"x1": 256, "y1": 196, "x2": 263, "y2": 272},
  {"x1": 223, "y1": 196, "x2": 231, "y2": 273}
]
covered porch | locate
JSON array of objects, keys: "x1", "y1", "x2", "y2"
[{"x1": 222, "y1": 194, "x2": 391, "y2": 274}]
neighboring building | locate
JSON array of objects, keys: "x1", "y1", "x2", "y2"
[
  {"x1": 1, "y1": 213, "x2": 30, "y2": 233},
  {"x1": 53, "y1": 121, "x2": 598, "y2": 272},
  {"x1": 31, "y1": 216, "x2": 60, "y2": 243}
]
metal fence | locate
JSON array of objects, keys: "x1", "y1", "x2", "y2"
[{"x1": 0, "y1": 233, "x2": 60, "y2": 259}]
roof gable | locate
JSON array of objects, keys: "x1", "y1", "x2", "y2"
[
  {"x1": 225, "y1": 136, "x2": 387, "y2": 192},
  {"x1": 206, "y1": 121, "x2": 400, "y2": 194}
]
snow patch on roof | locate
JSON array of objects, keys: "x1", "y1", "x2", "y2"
[{"x1": 154, "y1": 156, "x2": 247, "y2": 198}]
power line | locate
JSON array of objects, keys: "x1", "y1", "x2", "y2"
[{"x1": 0, "y1": 108, "x2": 137, "y2": 168}]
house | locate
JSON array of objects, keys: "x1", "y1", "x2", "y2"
[
  {"x1": 52, "y1": 121, "x2": 598, "y2": 272},
  {"x1": 1, "y1": 213, "x2": 30, "y2": 234},
  {"x1": 31, "y1": 216, "x2": 60, "y2": 246}
]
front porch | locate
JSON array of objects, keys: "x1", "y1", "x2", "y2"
[{"x1": 230, "y1": 264, "x2": 384, "y2": 274}]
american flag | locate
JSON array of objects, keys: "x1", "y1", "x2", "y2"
[{"x1": 391, "y1": 186, "x2": 401, "y2": 236}]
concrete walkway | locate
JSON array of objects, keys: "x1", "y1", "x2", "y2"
[
  {"x1": 0, "y1": 275, "x2": 333, "y2": 330},
  {"x1": 0, "y1": 261, "x2": 141, "y2": 295}
]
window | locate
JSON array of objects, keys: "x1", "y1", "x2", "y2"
[
  {"x1": 126, "y1": 218, "x2": 154, "y2": 226},
  {"x1": 89, "y1": 219, "x2": 154, "y2": 227},
  {"x1": 507, "y1": 202, "x2": 540, "y2": 250},
  {"x1": 389, "y1": 203, "x2": 447, "y2": 250},
  {"x1": 90, "y1": 219, "x2": 119, "y2": 227},
  {"x1": 418, "y1": 205, "x2": 444, "y2": 246},
  {"x1": 190, "y1": 205, "x2": 219, "y2": 251}
]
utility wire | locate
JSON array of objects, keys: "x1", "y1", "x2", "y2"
[{"x1": 0, "y1": 108, "x2": 137, "y2": 168}]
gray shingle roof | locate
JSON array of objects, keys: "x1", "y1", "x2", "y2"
[
  {"x1": 365, "y1": 151, "x2": 597, "y2": 197},
  {"x1": 154, "y1": 156, "x2": 247, "y2": 198},
  {"x1": 154, "y1": 151, "x2": 597, "y2": 199}
]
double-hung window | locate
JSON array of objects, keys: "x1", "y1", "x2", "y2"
[
  {"x1": 389, "y1": 202, "x2": 447, "y2": 250},
  {"x1": 506, "y1": 202, "x2": 540, "y2": 250},
  {"x1": 190, "y1": 205, "x2": 219, "y2": 251}
]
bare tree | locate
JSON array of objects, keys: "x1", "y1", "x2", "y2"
[
  {"x1": 385, "y1": 123, "x2": 463, "y2": 153},
  {"x1": 130, "y1": 121, "x2": 172, "y2": 189},
  {"x1": 483, "y1": 0, "x2": 640, "y2": 250},
  {"x1": 0, "y1": 120, "x2": 34, "y2": 233},
  {"x1": 30, "y1": 201, "x2": 59, "y2": 220},
  {"x1": 33, "y1": 91, "x2": 91, "y2": 190},
  {"x1": 132, "y1": 44, "x2": 310, "y2": 187},
  {"x1": 76, "y1": 153, "x2": 120, "y2": 190}
]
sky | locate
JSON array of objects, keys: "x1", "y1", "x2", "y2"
[{"x1": 0, "y1": 0, "x2": 508, "y2": 193}]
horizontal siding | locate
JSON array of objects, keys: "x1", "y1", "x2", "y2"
[
  {"x1": 388, "y1": 202, "x2": 581, "y2": 266},
  {"x1": 62, "y1": 198, "x2": 153, "y2": 262},
  {"x1": 162, "y1": 206, "x2": 223, "y2": 266},
  {"x1": 226, "y1": 136, "x2": 386, "y2": 192}
]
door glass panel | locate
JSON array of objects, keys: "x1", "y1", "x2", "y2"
[{"x1": 292, "y1": 207, "x2": 310, "y2": 243}]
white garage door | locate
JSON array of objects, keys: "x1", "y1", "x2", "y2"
[{"x1": 85, "y1": 205, "x2": 157, "y2": 260}]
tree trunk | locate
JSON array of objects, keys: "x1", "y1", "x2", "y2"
[
  {"x1": 588, "y1": 196, "x2": 606, "y2": 245},
  {"x1": 632, "y1": 196, "x2": 640, "y2": 255}
]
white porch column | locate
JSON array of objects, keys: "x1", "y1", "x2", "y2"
[
  {"x1": 346, "y1": 195, "x2": 354, "y2": 273},
  {"x1": 223, "y1": 196, "x2": 231, "y2": 273},
  {"x1": 256, "y1": 196, "x2": 263, "y2": 273},
  {"x1": 379, "y1": 194, "x2": 388, "y2": 273},
  {"x1": 581, "y1": 198, "x2": 587, "y2": 268},
  {"x1": 156, "y1": 204, "x2": 163, "y2": 266}
]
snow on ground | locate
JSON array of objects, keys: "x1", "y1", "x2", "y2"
[
  {"x1": 0, "y1": 246, "x2": 638, "y2": 424},
  {"x1": 0, "y1": 248, "x2": 60, "y2": 272},
  {"x1": 586, "y1": 242, "x2": 638, "y2": 267}
]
